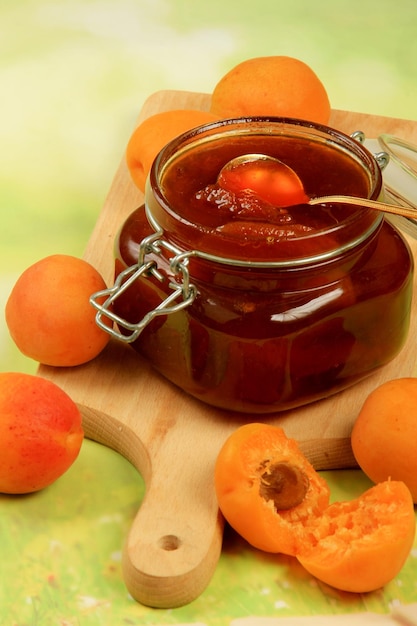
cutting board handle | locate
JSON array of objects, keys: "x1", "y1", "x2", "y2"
[
  {"x1": 122, "y1": 475, "x2": 224, "y2": 608},
  {"x1": 81, "y1": 403, "x2": 225, "y2": 608}
]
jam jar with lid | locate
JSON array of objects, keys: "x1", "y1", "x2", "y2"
[{"x1": 93, "y1": 117, "x2": 414, "y2": 413}]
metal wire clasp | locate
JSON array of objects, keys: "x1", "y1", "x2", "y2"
[
  {"x1": 90, "y1": 229, "x2": 197, "y2": 343},
  {"x1": 351, "y1": 130, "x2": 390, "y2": 170}
]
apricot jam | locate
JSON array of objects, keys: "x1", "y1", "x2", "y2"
[{"x1": 111, "y1": 118, "x2": 413, "y2": 413}]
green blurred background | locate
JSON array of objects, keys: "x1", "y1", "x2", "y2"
[
  {"x1": 1, "y1": 3, "x2": 417, "y2": 624},
  {"x1": 1, "y1": 0, "x2": 417, "y2": 375}
]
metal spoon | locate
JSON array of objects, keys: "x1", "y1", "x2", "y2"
[
  {"x1": 219, "y1": 154, "x2": 417, "y2": 221},
  {"x1": 308, "y1": 195, "x2": 417, "y2": 220}
]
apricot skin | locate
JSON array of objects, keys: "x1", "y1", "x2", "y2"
[
  {"x1": 351, "y1": 378, "x2": 417, "y2": 502},
  {"x1": 5, "y1": 254, "x2": 111, "y2": 367},
  {"x1": 0, "y1": 372, "x2": 84, "y2": 494},
  {"x1": 126, "y1": 109, "x2": 218, "y2": 192},
  {"x1": 210, "y1": 56, "x2": 331, "y2": 125}
]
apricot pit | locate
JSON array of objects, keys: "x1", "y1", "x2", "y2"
[{"x1": 259, "y1": 461, "x2": 310, "y2": 510}]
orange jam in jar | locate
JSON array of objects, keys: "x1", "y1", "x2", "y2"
[{"x1": 107, "y1": 118, "x2": 414, "y2": 413}]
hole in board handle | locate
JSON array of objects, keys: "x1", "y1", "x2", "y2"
[{"x1": 159, "y1": 534, "x2": 182, "y2": 551}]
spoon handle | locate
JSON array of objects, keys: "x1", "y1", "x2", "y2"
[{"x1": 308, "y1": 195, "x2": 417, "y2": 220}]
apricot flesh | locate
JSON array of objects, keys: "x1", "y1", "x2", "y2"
[
  {"x1": 297, "y1": 481, "x2": 416, "y2": 592},
  {"x1": 0, "y1": 372, "x2": 84, "y2": 494},
  {"x1": 5, "y1": 254, "x2": 111, "y2": 367}
]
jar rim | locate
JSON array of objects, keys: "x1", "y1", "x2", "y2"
[{"x1": 148, "y1": 116, "x2": 384, "y2": 266}]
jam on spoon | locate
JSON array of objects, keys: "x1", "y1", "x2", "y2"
[{"x1": 217, "y1": 153, "x2": 310, "y2": 207}]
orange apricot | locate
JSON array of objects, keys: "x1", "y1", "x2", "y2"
[
  {"x1": 0, "y1": 372, "x2": 84, "y2": 493},
  {"x1": 214, "y1": 423, "x2": 330, "y2": 555},
  {"x1": 126, "y1": 108, "x2": 218, "y2": 192},
  {"x1": 5, "y1": 254, "x2": 111, "y2": 367},
  {"x1": 297, "y1": 480, "x2": 416, "y2": 593},
  {"x1": 351, "y1": 377, "x2": 417, "y2": 503},
  {"x1": 210, "y1": 56, "x2": 331, "y2": 125}
]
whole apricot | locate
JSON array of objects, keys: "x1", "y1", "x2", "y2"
[
  {"x1": 0, "y1": 372, "x2": 84, "y2": 494},
  {"x1": 5, "y1": 254, "x2": 111, "y2": 367},
  {"x1": 351, "y1": 377, "x2": 417, "y2": 502},
  {"x1": 210, "y1": 56, "x2": 331, "y2": 125},
  {"x1": 126, "y1": 108, "x2": 218, "y2": 192}
]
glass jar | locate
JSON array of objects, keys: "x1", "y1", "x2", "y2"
[{"x1": 93, "y1": 117, "x2": 414, "y2": 413}]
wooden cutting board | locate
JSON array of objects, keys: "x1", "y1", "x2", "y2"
[{"x1": 38, "y1": 91, "x2": 417, "y2": 609}]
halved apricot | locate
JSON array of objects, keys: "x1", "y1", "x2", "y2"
[
  {"x1": 297, "y1": 480, "x2": 416, "y2": 592},
  {"x1": 215, "y1": 423, "x2": 416, "y2": 593},
  {"x1": 214, "y1": 423, "x2": 330, "y2": 555}
]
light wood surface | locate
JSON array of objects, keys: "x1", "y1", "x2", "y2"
[{"x1": 38, "y1": 91, "x2": 417, "y2": 609}]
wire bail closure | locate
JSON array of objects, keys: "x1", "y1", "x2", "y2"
[{"x1": 90, "y1": 222, "x2": 197, "y2": 344}]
